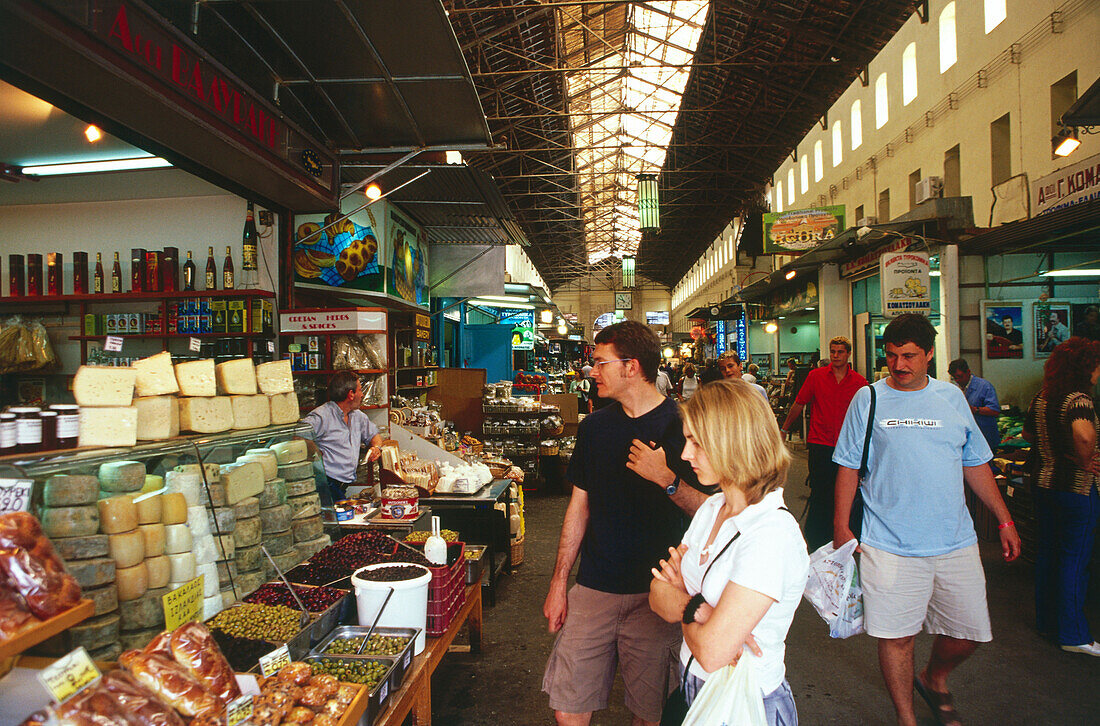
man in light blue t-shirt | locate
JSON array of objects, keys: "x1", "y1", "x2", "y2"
[{"x1": 832, "y1": 314, "x2": 1020, "y2": 726}]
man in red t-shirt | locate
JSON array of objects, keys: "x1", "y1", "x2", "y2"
[{"x1": 781, "y1": 336, "x2": 868, "y2": 549}]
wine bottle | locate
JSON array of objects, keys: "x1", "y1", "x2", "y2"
[
  {"x1": 241, "y1": 201, "x2": 259, "y2": 288},
  {"x1": 222, "y1": 245, "x2": 235, "y2": 290},
  {"x1": 93, "y1": 253, "x2": 104, "y2": 294},
  {"x1": 110, "y1": 252, "x2": 122, "y2": 293},
  {"x1": 183, "y1": 251, "x2": 196, "y2": 291},
  {"x1": 205, "y1": 246, "x2": 217, "y2": 290}
]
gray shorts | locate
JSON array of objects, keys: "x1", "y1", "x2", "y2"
[
  {"x1": 542, "y1": 584, "x2": 680, "y2": 721},
  {"x1": 861, "y1": 543, "x2": 993, "y2": 642}
]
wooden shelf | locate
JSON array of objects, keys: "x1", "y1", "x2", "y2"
[
  {"x1": 395, "y1": 365, "x2": 438, "y2": 372},
  {"x1": 396, "y1": 384, "x2": 437, "y2": 390},
  {"x1": 292, "y1": 369, "x2": 387, "y2": 375},
  {"x1": 0, "y1": 599, "x2": 94, "y2": 660},
  {"x1": 0, "y1": 289, "x2": 274, "y2": 304},
  {"x1": 70, "y1": 332, "x2": 272, "y2": 340}
]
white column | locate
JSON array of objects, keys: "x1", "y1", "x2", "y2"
[
  {"x1": 818, "y1": 263, "x2": 850, "y2": 351},
  {"x1": 938, "y1": 245, "x2": 960, "y2": 379}
]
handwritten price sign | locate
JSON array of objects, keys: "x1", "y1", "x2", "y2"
[
  {"x1": 226, "y1": 694, "x2": 254, "y2": 726},
  {"x1": 162, "y1": 575, "x2": 204, "y2": 630},
  {"x1": 38, "y1": 647, "x2": 100, "y2": 704},
  {"x1": 0, "y1": 479, "x2": 33, "y2": 514},
  {"x1": 104, "y1": 335, "x2": 124, "y2": 352},
  {"x1": 258, "y1": 644, "x2": 291, "y2": 678}
]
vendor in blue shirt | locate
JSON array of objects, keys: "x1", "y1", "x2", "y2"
[
  {"x1": 304, "y1": 371, "x2": 385, "y2": 502},
  {"x1": 948, "y1": 358, "x2": 1001, "y2": 453}
]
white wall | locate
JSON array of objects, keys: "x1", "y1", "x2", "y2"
[{"x1": 505, "y1": 245, "x2": 548, "y2": 291}]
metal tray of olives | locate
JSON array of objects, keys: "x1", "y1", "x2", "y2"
[
  {"x1": 302, "y1": 654, "x2": 398, "y2": 725},
  {"x1": 305, "y1": 588, "x2": 355, "y2": 646},
  {"x1": 310, "y1": 625, "x2": 419, "y2": 692}
]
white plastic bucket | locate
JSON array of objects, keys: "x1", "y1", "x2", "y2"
[{"x1": 352, "y1": 563, "x2": 431, "y2": 654}]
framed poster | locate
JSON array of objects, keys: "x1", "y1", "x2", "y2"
[
  {"x1": 1035, "y1": 303, "x2": 1072, "y2": 357},
  {"x1": 1071, "y1": 303, "x2": 1100, "y2": 341},
  {"x1": 981, "y1": 302, "x2": 1024, "y2": 359}
]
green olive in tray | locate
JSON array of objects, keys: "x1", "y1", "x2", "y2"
[{"x1": 324, "y1": 634, "x2": 409, "y2": 656}]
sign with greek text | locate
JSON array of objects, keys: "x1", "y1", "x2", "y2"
[
  {"x1": 104, "y1": 335, "x2": 124, "y2": 352},
  {"x1": 762, "y1": 205, "x2": 845, "y2": 255},
  {"x1": 226, "y1": 694, "x2": 254, "y2": 726},
  {"x1": 0, "y1": 479, "x2": 33, "y2": 514},
  {"x1": 1031, "y1": 152, "x2": 1100, "y2": 216},
  {"x1": 879, "y1": 252, "x2": 931, "y2": 318},
  {"x1": 162, "y1": 575, "x2": 203, "y2": 630},
  {"x1": 38, "y1": 647, "x2": 100, "y2": 704}
]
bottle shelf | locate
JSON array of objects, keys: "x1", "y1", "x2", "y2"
[
  {"x1": 292, "y1": 369, "x2": 387, "y2": 376},
  {"x1": 0, "y1": 289, "x2": 274, "y2": 304},
  {"x1": 70, "y1": 332, "x2": 272, "y2": 340}
]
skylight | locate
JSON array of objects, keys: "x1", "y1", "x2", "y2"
[{"x1": 561, "y1": 2, "x2": 709, "y2": 264}]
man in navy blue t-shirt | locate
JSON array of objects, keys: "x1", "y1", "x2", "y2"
[{"x1": 542, "y1": 321, "x2": 707, "y2": 725}]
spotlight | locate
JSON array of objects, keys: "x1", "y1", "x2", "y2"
[
  {"x1": 765, "y1": 322, "x2": 778, "y2": 334},
  {"x1": 84, "y1": 125, "x2": 102, "y2": 143},
  {"x1": 784, "y1": 270, "x2": 797, "y2": 280},
  {"x1": 365, "y1": 184, "x2": 382, "y2": 200},
  {"x1": 445, "y1": 150, "x2": 463, "y2": 165},
  {"x1": 1053, "y1": 126, "x2": 1080, "y2": 157},
  {"x1": 662, "y1": 347, "x2": 674, "y2": 359},
  {"x1": 557, "y1": 323, "x2": 568, "y2": 335}
]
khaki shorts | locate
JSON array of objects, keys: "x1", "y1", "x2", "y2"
[
  {"x1": 542, "y1": 584, "x2": 680, "y2": 720},
  {"x1": 861, "y1": 543, "x2": 993, "y2": 642}
]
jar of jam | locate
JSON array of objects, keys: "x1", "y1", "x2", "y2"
[
  {"x1": 9, "y1": 407, "x2": 42, "y2": 454},
  {"x1": 0, "y1": 413, "x2": 15, "y2": 454},
  {"x1": 48, "y1": 404, "x2": 80, "y2": 449},
  {"x1": 38, "y1": 410, "x2": 58, "y2": 451}
]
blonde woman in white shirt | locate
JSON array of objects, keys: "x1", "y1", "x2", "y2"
[{"x1": 650, "y1": 379, "x2": 809, "y2": 724}]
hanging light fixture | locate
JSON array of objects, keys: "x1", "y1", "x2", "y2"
[
  {"x1": 1052, "y1": 126, "x2": 1081, "y2": 157},
  {"x1": 637, "y1": 174, "x2": 660, "y2": 230},
  {"x1": 622, "y1": 255, "x2": 636, "y2": 288}
]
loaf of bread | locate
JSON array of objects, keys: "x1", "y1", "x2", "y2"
[
  {"x1": 119, "y1": 650, "x2": 220, "y2": 718},
  {"x1": 169, "y1": 622, "x2": 241, "y2": 705},
  {"x1": 0, "y1": 512, "x2": 83, "y2": 618},
  {"x1": 99, "y1": 669, "x2": 187, "y2": 726}
]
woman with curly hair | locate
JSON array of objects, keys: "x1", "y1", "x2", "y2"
[{"x1": 1023, "y1": 336, "x2": 1100, "y2": 655}]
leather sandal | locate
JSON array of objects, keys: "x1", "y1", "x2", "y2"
[{"x1": 914, "y1": 676, "x2": 962, "y2": 726}]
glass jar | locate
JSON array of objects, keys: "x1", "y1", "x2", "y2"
[
  {"x1": 49, "y1": 404, "x2": 80, "y2": 449},
  {"x1": 0, "y1": 413, "x2": 15, "y2": 454},
  {"x1": 38, "y1": 410, "x2": 58, "y2": 451},
  {"x1": 10, "y1": 407, "x2": 42, "y2": 454}
]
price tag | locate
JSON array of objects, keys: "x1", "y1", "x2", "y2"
[
  {"x1": 189, "y1": 337, "x2": 202, "y2": 352},
  {"x1": 38, "y1": 647, "x2": 100, "y2": 704},
  {"x1": 258, "y1": 644, "x2": 291, "y2": 678},
  {"x1": 104, "y1": 335, "x2": 124, "y2": 352},
  {"x1": 0, "y1": 478, "x2": 33, "y2": 514},
  {"x1": 1006, "y1": 485, "x2": 1015, "y2": 497},
  {"x1": 379, "y1": 680, "x2": 389, "y2": 702},
  {"x1": 162, "y1": 575, "x2": 204, "y2": 630},
  {"x1": 226, "y1": 694, "x2": 254, "y2": 726},
  {"x1": 267, "y1": 340, "x2": 275, "y2": 353}
]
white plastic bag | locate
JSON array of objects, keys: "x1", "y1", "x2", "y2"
[
  {"x1": 682, "y1": 658, "x2": 767, "y2": 726},
  {"x1": 803, "y1": 539, "x2": 865, "y2": 639}
]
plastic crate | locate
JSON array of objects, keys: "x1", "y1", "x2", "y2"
[
  {"x1": 426, "y1": 586, "x2": 464, "y2": 637},
  {"x1": 427, "y1": 542, "x2": 465, "y2": 598}
]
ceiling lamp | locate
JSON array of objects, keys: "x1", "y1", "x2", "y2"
[
  {"x1": 365, "y1": 184, "x2": 382, "y2": 200},
  {"x1": 1053, "y1": 126, "x2": 1081, "y2": 157},
  {"x1": 622, "y1": 255, "x2": 636, "y2": 288},
  {"x1": 662, "y1": 346, "x2": 675, "y2": 359},
  {"x1": 785, "y1": 270, "x2": 797, "y2": 280},
  {"x1": 557, "y1": 323, "x2": 568, "y2": 335},
  {"x1": 84, "y1": 125, "x2": 101, "y2": 142},
  {"x1": 765, "y1": 321, "x2": 778, "y2": 334},
  {"x1": 22, "y1": 156, "x2": 171, "y2": 176},
  {"x1": 540, "y1": 309, "x2": 554, "y2": 324},
  {"x1": 445, "y1": 150, "x2": 463, "y2": 165},
  {"x1": 637, "y1": 174, "x2": 660, "y2": 230}
]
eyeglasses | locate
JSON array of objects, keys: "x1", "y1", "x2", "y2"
[{"x1": 593, "y1": 358, "x2": 632, "y2": 368}]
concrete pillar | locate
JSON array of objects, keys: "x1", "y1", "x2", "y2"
[
  {"x1": 939, "y1": 245, "x2": 960, "y2": 379},
  {"x1": 818, "y1": 263, "x2": 850, "y2": 351}
]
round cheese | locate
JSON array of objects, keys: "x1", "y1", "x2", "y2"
[
  {"x1": 257, "y1": 478, "x2": 288, "y2": 509},
  {"x1": 263, "y1": 530, "x2": 294, "y2": 556},
  {"x1": 120, "y1": 625, "x2": 164, "y2": 652},
  {"x1": 262, "y1": 548, "x2": 302, "y2": 580},
  {"x1": 168, "y1": 552, "x2": 196, "y2": 583},
  {"x1": 119, "y1": 588, "x2": 166, "y2": 630},
  {"x1": 88, "y1": 642, "x2": 124, "y2": 663},
  {"x1": 116, "y1": 562, "x2": 149, "y2": 602},
  {"x1": 208, "y1": 506, "x2": 237, "y2": 536},
  {"x1": 194, "y1": 536, "x2": 217, "y2": 566},
  {"x1": 216, "y1": 560, "x2": 238, "y2": 587},
  {"x1": 234, "y1": 570, "x2": 266, "y2": 598},
  {"x1": 213, "y1": 534, "x2": 235, "y2": 561},
  {"x1": 196, "y1": 563, "x2": 219, "y2": 597},
  {"x1": 186, "y1": 506, "x2": 211, "y2": 537},
  {"x1": 259, "y1": 504, "x2": 293, "y2": 534},
  {"x1": 161, "y1": 492, "x2": 187, "y2": 524},
  {"x1": 43, "y1": 475, "x2": 99, "y2": 507},
  {"x1": 174, "y1": 462, "x2": 221, "y2": 481},
  {"x1": 141, "y1": 474, "x2": 165, "y2": 494},
  {"x1": 291, "y1": 516, "x2": 324, "y2": 543},
  {"x1": 133, "y1": 493, "x2": 162, "y2": 525},
  {"x1": 219, "y1": 586, "x2": 238, "y2": 608},
  {"x1": 138, "y1": 523, "x2": 166, "y2": 557},
  {"x1": 97, "y1": 496, "x2": 138, "y2": 534},
  {"x1": 66, "y1": 557, "x2": 116, "y2": 589},
  {"x1": 269, "y1": 440, "x2": 308, "y2": 465},
  {"x1": 145, "y1": 555, "x2": 170, "y2": 589},
  {"x1": 294, "y1": 534, "x2": 332, "y2": 560},
  {"x1": 233, "y1": 516, "x2": 262, "y2": 548},
  {"x1": 238, "y1": 451, "x2": 278, "y2": 480},
  {"x1": 164, "y1": 470, "x2": 201, "y2": 506},
  {"x1": 41, "y1": 506, "x2": 99, "y2": 538},
  {"x1": 286, "y1": 493, "x2": 321, "y2": 521},
  {"x1": 234, "y1": 544, "x2": 262, "y2": 574},
  {"x1": 277, "y1": 461, "x2": 313, "y2": 482},
  {"x1": 233, "y1": 497, "x2": 260, "y2": 521},
  {"x1": 202, "y1": 593, "x2": 224, "y2": 620},
  {"x1": 51, "y1": 534, "x2": 110, "y2": 561},
  {"x1": 84, "y1": 582, "x2": 119, "y2": 616},
  {"x1": 164, "y1": 524, "x2": 192, "y2": 555},
  {"x1": 98, "y1": 461, "x2": 146, "y2": 493},
  {"x1": 285, "y1": 478, "x2": 317, "y2": 498},
  {"x1": 107, "y1": 530, "x2": 145, "y2": 569},
  {"x1": 69, "y1": 613, "x2": 120, "y2": 650}
]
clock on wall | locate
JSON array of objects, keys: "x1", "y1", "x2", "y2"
[{"x1": 614, "y1": 291, "x2": 633, "y2": 310}]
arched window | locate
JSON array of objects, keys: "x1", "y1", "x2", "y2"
[
  {"x1": 776, "y1": 181, "x2": 784, "y2": 213},
  {"x1": 814, "y1": 140, "x2": 824, "y2": 181},
  {"x1": 800, "y1": 155, "x2": 809, "y2": 194},
  {"x1": 985, "y1": 0, "x2": 1006, "y2": 33},
  {"x1": 787, "y1": 168, "x2": 795, "y2": 205},
  {"x1": 940, "y1": 2, "x2": 957, "y2": 73},
  {"x1": 851, "y1": 100, "x2": 863, "y2": 150},
  {"x1": 832, "y1": 120, "x2": 843, "y2": 166},
  {"x1": 875, "y1": 73, "x2": 889, "y2": 129},
  {"x1": 902, "y1": 43, "x2": 918, "y2": 105}
]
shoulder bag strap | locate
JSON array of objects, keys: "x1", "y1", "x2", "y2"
[
  {"x1": 680, "y1": 529, "x2": 741, "y2": 689},
  {"x1": 859, "y1": 386, "x2": 877, "y2": 480}
]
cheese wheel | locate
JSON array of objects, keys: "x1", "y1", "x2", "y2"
[
  {"x1": 161, "y1": 493, "x2": 187, "y2": 524},
  {"x1": 65, "y1": 557, "x2": 116, "y2": 589},
  {"x1": 108, "y1": 529, "x2": 145, "y2": 569},
  {"x1": 208, "y1": 507, "x2": 236, "y2": 535},
  {"x1": 52, "y1": 534, "x2": 109, "y2": 561},
  {"x1": 141, "y1": 475, "x2": 164, "y2": 494},
  {"x1": 174, "y1": 462, "x2": 221, "y2": 481},
  {"x1": 269, "y1": 392, "x2": 300, "y2": 426},
  {"x1": 255, "y1": 360, "x2": 294, "y2": 395},
  {"x1": 79, "y1": 406, "x2": 138, "y2": 448},
  {"x1": 120, "y1": 625, "x2": 164, "y2": 652},
  {"x1": 233, "y1": 517, "x2": 262, "y2": 548},
  {"x1": 269, "y1": 440, "x2": 308, "y2": 465},
  {"x1": 196, "y1": 563, "x2": 219, "y2": 597},
  {"x1": 219, "y1": 462, "x2": 264, "y2": 504},
  {"x1": 135, "y1": 395, "x2": 180, "y2": 441},
  {"x1": 133, "y1": 351, "x2": 179, "y2": 397},
  {"x1": 213, "y1": 534, "x2": 235, "y2": 561},
  {"x1": 278, "y1": 461, "x2": 313, "y2": 482},
  {"x1": 233, "y1": 497, "x2": 260, "y2": 521},
  {"x1": 286, "y1": 493, "x2": 321, "y2": 521},
  {"x1": 84, "y1": 583, "x2": 119, "y2": 616},
  {"x1": 230, "y1": 394, "x2": 270, "y2": 430},
  {"x1": 219, "y1": 586, "x2": 237, "y2": 608},
  {"x1": 183, "y1": 507, "x2": 210, "y2": 538},
  {"x1": 138, "y1": 523, "x2": 166, "y2": 557},
  {"x1": 88, "y1": 643, "x2": 124, "y2": 663},
  {"x1": 119, "y1": 588, "x2": 167, "y2": 630},
  {"x1": 164, "y1": 524, "x2": 192, "y2": 555},
  {"x1": 99, "y1": 461, "x2": 146, "y2": 493},
  {"x1": 168, "y1": 552, "x2": 197, "y2": 582},
  {"x1": 73, "y1": 365, "x2": 136, "y2": 406},
  {"x1": 216, "y1": 560, "x2": 238, "y2": 586},
  {"x1": 133, "y1": 493, "x2": 162, "y2": 525},
  {"x1": 237, "y1": 451, "x2": 278, "y2": 480},
  {"x1": 164, "y1": 471, "x2": 202, "y2": 507},
  {"x1": 69, "y1": 613, "x2": 121, "y2": 650},
  {"x1": 97, "y1": 496, "x2": 138, "y2": 534},
  {"x1": 41, "y1": 506, "x2": 100, "y2": 538},
  {"x1": 145, "y1": 555, "x2": 170, "y2": 589},
  {"x1": 264, "y1": 530, "x2": 295, "y2": 556},
  {"x1": 234, "y1": 544, "x2": 262, "y2": 573},
  {"x1": 294, "y1": 534, "x2": 331, "y2": 560},
  {"x1": 194, "y1": 537, "x2": 217, "y2": 566},
  {"x1": 174, "y1": 359, "x2": 216, "y2": 397},
  {"x1": 258, "y1": 479, "x2": 288, "y2": 509},
  {"x1": 43, "y1": 475, "x2": 99, "y2": 507},
  {"x1": 291, "y1": 516, "x2": 323, "y2": 543},
  {"x1": 260, "y1": 504, "x2": 293, "y2": 534},
  {"x1": 234, "y1": 570, "x2": 266, "y2": 598},
  {"x1": 285, "y1": 479, "x2": 316, "y2": 498},
  {"x1": 263, "y1": 549, "x2": 302, "y2": 580},
  {"x1": 116, "y1": 562, "x2": 149, "y2": 601},
  {"x1": 202, "y1": 593, "x2": 224, "y2": 620}
]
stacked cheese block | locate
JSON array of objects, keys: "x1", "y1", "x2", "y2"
[
  {"x1": 72, "y1": 355, "x2": 299, "y2": 445},
  {"x1": 166, "y1": 464, "x2": 233, "y2": 618},
  {"x1": 271, "y1": 440, "x2": 331, "y2": 559},
  {"x1": 240, "y1": 448, "x2": 299, "y2": 582}
]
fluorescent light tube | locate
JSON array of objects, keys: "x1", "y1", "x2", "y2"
[
  {"x1": 470, "y1": 299, "x2": 535, "y2": 310},
  {"x1": 23, "y1": 156, "x2": 171, "y2": 176},
  {"x1": 1040, "y1": 269, "x2": 1100, "y2": 277}
]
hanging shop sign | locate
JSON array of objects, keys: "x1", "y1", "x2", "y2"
[
  {"x1": 280, "y1": 309, "x2": 386, "y2": 334},
  {"x1": 1031, "y1": 151, "x2": 1100, "y2": 216},
  {"x1": 749, "y1": 279, "x2": 819, "y2": 320},
  {"x1": 388, "y1": 206, "x2": 430, "y2": 306},
  {"x1": 715, "y1": 320, "x2": 727, "y2": 355},
  {"x1": 736, "y1": 315, "x2": 748, "y2": 363},
  {"x1": 762, "y1": 205, "x2": 845, "y2": 255},
  {"x1": 841, "y1": 236, "x2": 911, "y2": 277},
  {"x1": 879, "y1": 251, "x2": 931, "y2": 317}
]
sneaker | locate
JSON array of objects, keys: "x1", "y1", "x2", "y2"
[{"x1": 1060, "y1": 642, "x2": 1100, "y2": 656}]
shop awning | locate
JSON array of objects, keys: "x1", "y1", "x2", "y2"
[{"x1": 960, "y1": 197, "x2": 1100, "y2": 255}]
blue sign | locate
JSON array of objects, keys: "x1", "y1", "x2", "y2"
[
  {"x1": 715, "y1": 320, "x2": 727, "y2": 355},
  {"x1": 736, "y1": 316, "x2": 748, "y2": 363}
]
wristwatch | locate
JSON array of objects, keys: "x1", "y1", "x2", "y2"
[{"x1": 665, "y1": 475, "x2": 681, "y2": 497}]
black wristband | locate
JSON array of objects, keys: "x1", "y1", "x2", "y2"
[{"x1": 682, "y1": 593, "x2": 706, "y2": 625}]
